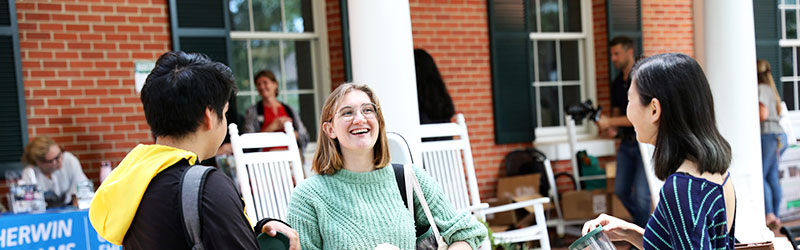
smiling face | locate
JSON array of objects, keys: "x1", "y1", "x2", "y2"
[
  {"x1": 323, "y1": 90, "x2": 380, "y2": 156},
  {"x1": 35, "y1": 144, "x2": 63, "y2": 175},
  {"x1": 255, "y1": 76, "x2": 278, "y2": 99}
]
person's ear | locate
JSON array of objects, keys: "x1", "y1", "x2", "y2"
[
  {"x1": 203, "y1": 107, "x2": 215, "y2": 131},
  {"x1": 322, "y1": 121, "x2": 336, "y2": 139},
  {"x1": 650, "y1": 98, "x2": 661, "y2": 124}
]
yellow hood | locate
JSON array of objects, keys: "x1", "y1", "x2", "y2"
[{"x1": 89, "y1": 144, "x2": 198, "y2": 245}]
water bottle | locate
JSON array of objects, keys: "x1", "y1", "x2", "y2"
[{"x1": 76, "y1": 180, "x2": 94, "y2": 209}]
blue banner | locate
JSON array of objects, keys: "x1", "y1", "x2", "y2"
[{"x1": 0, "y1": 209, "x2": 121, "y2": 250}]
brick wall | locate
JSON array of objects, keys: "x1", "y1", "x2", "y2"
[
  {"x1": 17, "y1": 0, "x2": 170, "y2": 185},
  {"x1": 641, "y1": 0, "x2": 694, "y2": 56},
  {"x1": 326, "y1": 0, "x2": 346, "y2": 88},
  {"x1": 594, "y1": 0, "x2": 611, "y2": 114}
]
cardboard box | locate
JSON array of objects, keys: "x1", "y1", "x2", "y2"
[
  {"x1": 486, "y1": 199, "x2": 516, "y2": 225},
  {"x1": 610, "y1": 193, "x2": 633, "y2": 221},
  {"x1": 561, "y1": 190, "x2": 607, "y2": 220},
  {"x1": 496, "y1": 174, "x2": 541, "y2": 200},
  {"x1": 512, "y1": 194, "x2": 553, "y2": 212}
]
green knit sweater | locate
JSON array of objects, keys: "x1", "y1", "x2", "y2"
[{"x1": 286, "y1": 164, "x2": 487, "y2": 250}]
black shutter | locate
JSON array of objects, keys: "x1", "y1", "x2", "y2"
[
  {"x1": 607, "y1": 0, "x2": 642, "y2": 77},
  {"x1": 488, "y1": 0, "x2": 536, "y2": 144},
  {"x1": 169, "y1": 0, "x2": 238, "y2": 134},
  {"x1": 753, "y1": 0, "x2": 782, "y2": 94},
  {"x1": 0, "y1": 0, "x2": 26, "y2": 172}
]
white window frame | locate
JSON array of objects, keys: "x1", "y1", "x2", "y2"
[
  {"x1": 229, "y1": 0, "x2": 331, "y2": 138},
  {"x1": 532, "y1": 0, "x2": 597, "y2": 142}
]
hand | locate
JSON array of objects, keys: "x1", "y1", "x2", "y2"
[
  {"x1": 262, "y1": 221, "x2": 300, "y2": 250},
  {"x1": 581, "y1": 213, "x2": 643, "y2": 243},
  {"x1": 595, "y1": 115, "x2": 612, "y2": 131},
  {"x1": 264, "y1": 117, "x2": 292, "y2": 132},
  {"x1": 374, "y1": 243, "x2": 400, "y2": 250}
]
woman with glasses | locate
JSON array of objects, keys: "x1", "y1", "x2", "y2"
[
  {"x1": 20, "y1": 136, "x2": 89, "y2": 208},
  {"x1": 286, "y1": 83, "x2": 486, "y2": 249}
]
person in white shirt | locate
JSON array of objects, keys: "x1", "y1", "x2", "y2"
[{"x1": 20, "y1": 136, "x2": 89, "y2": 207}]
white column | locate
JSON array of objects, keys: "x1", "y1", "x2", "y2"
[
  {"x1": 347, "y1": 0, "x2": 422, "y2": 162},
  {"x1": 703, "y1": 0, "x2": 769, "y2": 242}
]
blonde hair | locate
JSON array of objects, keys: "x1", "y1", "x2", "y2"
[
  {"x1": 758, "y1": 59, "x2": 782, "y2": 116},
  {"x1": 21, "y1": 136, "x2": 58, "y2": 165},
  {"x1": 312, "y1": 83, "x2": 390, "y2": 175}
]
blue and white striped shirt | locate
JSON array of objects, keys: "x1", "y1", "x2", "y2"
[{"x1": 642, "y1": 173, "x2": 735, "y2": 250}]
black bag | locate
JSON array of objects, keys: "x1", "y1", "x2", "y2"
[{"x1": 503, "y1": 148, "x2": 551, "y2": 196}]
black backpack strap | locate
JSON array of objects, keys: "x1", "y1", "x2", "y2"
[
  {"x1": 180, "y1": 165, "x2": 214, "y2": 250},
  {"x1": 392, "y1": 163, "x2": 407, "y2": 208}
]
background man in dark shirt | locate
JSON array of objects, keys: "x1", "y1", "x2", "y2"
[
  {"x1": 596, "y1": 36, "x2": 652, "y2": 229},
  {"x1": 89, "y1": 51, "x2": 299, "y2": 250}
]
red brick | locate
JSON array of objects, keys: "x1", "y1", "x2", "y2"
[
  {"x1": 86, "y1": 89, "x2": 109, "y2": 96},
  {"x1": 78, "y1": 135, "x2": 101, "y2": 142},
  {"x1": 84, "y1": 70, "x2": 106, "y2": 77},
  {"x1": 106, "y1": 34, "x2": 128, "y2": 41},
  {"x1": 67, "y1": 24, "x2": 91, "y2": 32},
  {"x1": 50, "y1": 117, "x2": 74, "y2": 125},
  {"x1": 92, "y1": 24, "x2": 115, "y2": 32},
  {"x1": 46, "y1": 98, "x2": 71, "y2": 106},
  {"x1": 60, "y1": 89, "x2": 83, "y2": 96},
  {"x1": 79, "y1": 33, "x2": 103, "y2": 40},
  {"x1": 119, "y1": 43, "x2": 141, "y2": 50},
  {"x1": 81, "y1": 52, "x2": 104, "y2": 59},
  {"x1": 76, "y1": 116, "x2": 99, "y2": 123},
  {"x1": 103, "y1": 15, "x2": 126, "y2": 22},
  {"x1": 97, "y1": 79, "x2": 120, "y2": 86},
  {"x1": 65, "y1": 144, "x2": 88, "y2": 152},
  {"x1": 45, "y1": 80, "x2": 69, "y2": 87},
  {"x1": 140, "y1": 7, "x2": 163, "y2": 14},
  {"x1": 103, "y1": 134, "x2": 125, "y2": 140},
  {"x1": 129, "y1": 34, "x2": 151, "y2": 41},
  {"x1": 107, "y1": 52, "x2": 129, "y2": 58},
  {"x1": 116, "y1": 6, "x2": 139, "y2": 13},
  {"x1": 63, "y1": 107, "x2": 86, "y2": 115},
  {"x1": 38, "y1": 3, "x2": 63, "y2": 11},
  {"x1": 23, "y1": 61, "x2": 41, "y2": 68},
  {"x1": 52, "y1": 14, "x2": 76, "y2": 21},
  {"x1": 90, "y1": 125, "x2": 112, "y2": 133},
  {"x1": 141, "y1": 26, "x2": 164, "y2": 33},
  {"x1": 101, "y1": 116, "x2": 124, "y2": 123},
  {"x1": 110, "y1": 88, "x2": 132, "y2": 95},
  {"x1": 63, "y1": 126, "x2": 87, "y2": 133},
  {"x1": 79, "y1": 15, "x2": 102, "y2": 22},
  {"x1": 28, "y1": 118, "x2": 47, "y2": 125},
  {"x1": 37, "y1": 127, "x2": 61, "y2": 134},
  {"x1": 54, "y1": 33, "x2": 78, "y2": 40},
  {"x1": 66, "y1": 4, "x2": 90, "y2": 12},
  {"x1": 25, "y1": 13, "x2": 50, "y2": 21},
  {"x1": 90, "y1": 143, "x2": 113, "y2": 150},
  {"x1": 39, "y1": 23, "x2": 65, "y2": 31},
  {"x1": 74, "y1": 98, "x2": 98, "y2": 105},
  {"x1": 33, "y1": 89, "x2": 58, "y2": 96},
  {"x1": 26, "y1": 33, "x2": 51, "y2": 40},
  {"x1": 35, "y1": 107, "x2": 59, "y2": 115},
  {"x1": 72, "y1": 80, "x2": 94, "y2": 86},
  {"x1": 88, "y1": 107, "x2": 109, "y2": 114},
  {"x1": 127, "y1": 132, "x2": 150, "y2": 140},
  {"x1": 128, "y1": 16, "x2": 151, "y2": 23},
  {"x1": 28, "y1": 51, "x2": 53, "y2": 59},
  {"x1": 57, "y1": 70, "x2": 80, "y2": 77},
  {"x1": 55, "y1": 52, "x2": 79, "y2": 59},
  {"x1": 93, "y1": 42, "x2": 117, "y2": 50},
  {"x1": 95, "y1": 61, "x2": 118, "y2": 68},
  {"x1": 41, "y1": 42, "x2": 65, "y2": 49},
  {"x1": 90, "y1": 5, "x2": 114, "y2": 12},
  {"x1": 99, "y1": 97, "x2": 122, "y2": 104},
  {"x1": 68, "y1": 42, "x2": 91, "y2": 49},
  {"x1": 117, "y1": 25, "x2": 140, "y2": 33}
]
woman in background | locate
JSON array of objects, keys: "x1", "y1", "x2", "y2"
[
  {"x1": 243, "y1": 69, "x2": 310, "y2": 158},
  {"x1": 757, "y1": 59, "x2": 788, "y2": 229},
  {"x1": 414, "y1": 49, "x2": 455, "y2": 125},
  {"x1": 21, "y1": 136, "x2": 89, "y2": 208}
]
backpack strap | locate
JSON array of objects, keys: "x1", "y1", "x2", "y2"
[
  {"x1": 180, "y1": 165, "x2": 214, "y2": 250},
  {"x1": 392, "y1": 163, "x2": 407, "y2": 208}
]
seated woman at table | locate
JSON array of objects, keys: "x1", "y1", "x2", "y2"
[
  {"x1": 286, "y1": 83, "x2": 486, "y2": 249},
  {"x1": 20, "y1": 136, "x2": 89, "y2": 208}
]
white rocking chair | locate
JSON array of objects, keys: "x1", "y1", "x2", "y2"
[
  {"x1": 389, "y1": 114, "x2": 551, "y2": 249},
  {"x1": 228, "y1": 122, "x2": 304, "y2": 224}
]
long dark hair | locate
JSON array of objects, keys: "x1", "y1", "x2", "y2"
[
  {"x1": 414, "y1": 49, "x2": 455, "y2": 123},
  {"x1": 631, "y1": 53, "x2": 731, "y2": 180}
]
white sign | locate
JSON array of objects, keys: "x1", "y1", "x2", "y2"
[{"x1": 134, "y1": 61, "x2": 155, "y2": 93}]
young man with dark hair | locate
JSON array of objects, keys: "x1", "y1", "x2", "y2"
[
  {"x1": 596, "y1": 36, "x2": 652, "y2": 230},
  {"x1": 89, "y1": 51, "x2": 298, "y2": 250}
]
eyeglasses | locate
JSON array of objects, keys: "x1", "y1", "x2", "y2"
[
  {"x1": 336, "y1": 103, "x2": 378, "y2": 122},
  {"x1": 40, "y1": 150, "x2": 63, "y2": 165}
]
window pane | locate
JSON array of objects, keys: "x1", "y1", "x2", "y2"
[
  {"x1": 299, "y1": 93, "x2": 317, "y2": 140},
  {"x1": 563, "y1": 85, "x2": 582, "y2": 125},
  {"x1": 237, "y1": 95, "x2": 255, "y2": 118},
  {"x1": 788, "y1": 10, "x2": 797, "y2": 39},
  {"x1": 283, "y1": 40, "x2": 314, "y2": 90},
  {"x1": 232, "y1": 40, "x2": 251, "y2": 92},
  {"x1": 784, "y1": 81, "x2": 796, "y2": 110},
  {"x1": 563, "y1": 0, "x2": 582, "y2": 32},
  {"x1": 796, "y1": 47, "x2": 800, "y2": 77},
  {"x1": 253, "y1": 0, "x2": 282, "y2": 32},
  {"x1": 229, "y1": 0, "x2": 250, "y2": 31},
  {"x1": 285, "y1": 0, "x2": 314, "y2": 32},
  {"x1": 540, "y1": 0, "x2": 559, "y2": 32},
  {"x1": 250, "y1": 40, "x2": 281, "y2": 89},
  {"x1": 783, "y1": 47, "x2": 794, "y2": 77},
  {"x1": 528, "y1": 0, "x2": 538, "y2": 32},
  {"x1": 788, "y1": 0, "x2": 797, "y2": 6},
  {"x1": 560, "y1": 40, "x2": 579, "y2": 81},
  {"x1": 537, "y1": 41, "x2": 558, "y2": 81},
  {"x1": 540, "y1": 86, "x2": 559, "y2": 127}
]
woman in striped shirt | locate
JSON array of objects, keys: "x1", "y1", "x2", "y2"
[{"x1": 582, "y1": 53, "x2": 736, "y2": 250}]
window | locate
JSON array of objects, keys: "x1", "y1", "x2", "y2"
[
  {"x1": 781, "y1": 0, "x2": 800, "y2": 110},
  {"x1": 228, "y1": 0, "x2": 326, "y2": 140},
  {"x1": 530, "y1": 0, "x2": 593, "y2": 138},
  {"x1": 0, "y1": 0, "x2": 25, "y2": 172},
  {"x1": 488, "y1": 0, "x2": 595, "y2": 144}
]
